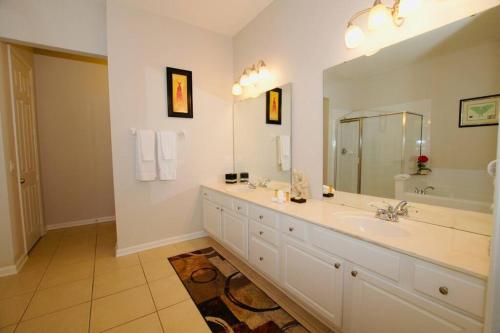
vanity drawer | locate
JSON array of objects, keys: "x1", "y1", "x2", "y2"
[
  {"x1": 250, "y1": 220, "x2": 279, "y2": 246},
  {"x1": 249, "y1": 205, "x2": 278, "y2": 229},
  {"x1": 233, "y1": 199, "x2": 248, "y2": 216},
  {"x1": 280, "y1": 215, "x2": 307, "y2": 241},
  {"x1": 201, "y1": 188, "x2": 215, "y2": 201},
  {"x1": 311, "y1": 226, "x2": 400, "y2": 281},
  {"x1": 413, "y1": 263, "x2": 485, "y2": 317},
  {"x1": 249, "y1": 236, "x2": 280, "y2": 281}
]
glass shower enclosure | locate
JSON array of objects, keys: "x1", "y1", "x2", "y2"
[{"x1": 335, "y1": 112, "x2": 423, "y2": 198}]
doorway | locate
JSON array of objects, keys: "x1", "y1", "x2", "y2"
[{"x1": 4, "y1": 44, "x2": 115, "y2": 253}]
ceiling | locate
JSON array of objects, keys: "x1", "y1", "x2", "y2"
[{"x1": 121, "y1": 0, "x2": 274, "y2": 36}]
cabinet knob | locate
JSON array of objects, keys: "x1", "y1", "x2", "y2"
[
  {"x1": 221, "y1": 208, "x2": 224, "y2": 212},
  {"x1": 289, "y1": 227, "x2": 295, "y2": 232},
  {"x1": 237, "y1": 206, "x2": 241, "y2": 210},
  {"x1": 259, "y1": 231, "x2": 264, "y2": 235},
  {"x1": 439, "y1": 286, "x2": 448, "y2": 295},
  {"x1": 259, "y1": 256, "x2": 264, "y2": 261},
  {"x1": 203, "y1": 193, "x2": 207, "y2": 196},
  {"x1": 216, "y1": 207, "x2": 220, "y2": 210},
  {"x1": 259, "y1": 215, "x2": 264, "y2": 220},
  {"x1": 351, "y1": 270, "x2": 358, "y2": 277},
  {"x1": 334, "y1": 263, "x2": 341, "y2": 269}
]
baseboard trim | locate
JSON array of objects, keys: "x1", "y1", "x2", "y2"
[
  {"x1": 116, "y1": 230, "x2": 208, "y2": 257},
  {"x1": 45, "y1": 216, "x2": 116, "y2": 231},
  {"x1": 0, "y1": 252, "x2": 28, "y2": 277}
]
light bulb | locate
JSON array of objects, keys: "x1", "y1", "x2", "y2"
[
  {"x1": 368, "y1": 2, "x2": 393, "y2": 31},
  {"x1": 344, "y1": 23, "x2": 365, "y2": 49},
  {"x1": 232, "y1": 82, "x2": 242, "y2": 96},
  {"x1": 239, "y1": 70, "x2": 250, "y2": 86},
  {"x1": 397, "y1": 0, "x2": 422, "y2": 18},
  {"x1": 248, "y1": 66, "x2": 259, "y2": 84},
  {"x1": 257, "y1": 61, "x2": 270, "y2": 79}
]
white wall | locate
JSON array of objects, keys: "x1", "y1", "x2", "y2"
[
  {"x1": 106, "y1": 0, "x2": 234, "y2": 252},
  {"x1": 234, "y1": 0, "x2": 500, "y2": 198},
  {"x1": 0, "y1": 0, "x2": 107, "y2": 56},
  {"x1": 33, "y1": 51, "x2": 115, "y2": 227}
]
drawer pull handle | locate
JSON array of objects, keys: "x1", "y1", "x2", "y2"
[
  {"x1": 259, "y1": 231, "x2": 264, "y2": 235},
  {"x1": 259, "y1": 215, "x2": 264, "y2": 220},
  {"x1": 259, "y1": 256, "x2": 264, "y2": 261},
  {"x1": 439, "y1": 287, "x2": 448, "y2": 295},
  {"x1": 351, "y1": 270, "x2": 358, "y2": 277},
  {"x1": 289, "y1": 227, "x2": 295, "y2": 232},
  {"x1": 203, "y1": 193, "x2": 208, "y2": 196},
  {"x1": 216, "y1": 207, "x2": 220, "y2": 210},
  {"x1": 237, "y1": 206, "x2": 241, "y2": 210},
  {"x1": 334, "y1": 263, "x2": 341, "y2": 269}
]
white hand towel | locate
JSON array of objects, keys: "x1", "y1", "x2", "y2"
[
  {"x1": 136, "y1": 129, "x2": 157, "y2": 181},
  {"x1": 156, "y1": 131, "x2": 177, "y2": 180},
  {"x1": 277, "y1": 135, "x2": 291, "y2": 171}
]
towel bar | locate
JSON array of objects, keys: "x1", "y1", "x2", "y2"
[{"x1": 130, "y1": 128, "x2": 186, "y2": 138}]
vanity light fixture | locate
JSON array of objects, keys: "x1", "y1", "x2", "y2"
[
  {"x1": 345, "y1": 0, "x2": 422, "y2": 49},
  {"x1": 233, "y1": 60, "x2": 271, "y2": 96},
  {"x1": 232, "y1": 82, "x2": 242, "y2": 96}
]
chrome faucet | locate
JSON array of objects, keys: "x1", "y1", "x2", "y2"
[
  {"x1": 248, "y1": 178, "x2": 270, "y2": 189},
  {"x1": 414, "y1": 186, "x2": 435, "y2": 195},
  {"x1": 371, "y1": 200, "x2": 409, "y2": 222}
]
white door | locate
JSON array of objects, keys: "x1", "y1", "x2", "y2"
[
  {"x1": 203, "y1": 199, "x2": 221, "y2": 239},
  {"x1": 336, "y1": 120, "x2": 360, "y2": 193},
  {"x1": 221, "y1": 209, "x2": 248, "y2": 259},
  {"x1": 343, "y1": 265, "x2": 483, "y2": 333},
  {"x1": 282, "y1": 237, "x2": 344, "y2": 328},
  {"x1": 8, "y1": 46, "x2": 43, "y2": 251}
]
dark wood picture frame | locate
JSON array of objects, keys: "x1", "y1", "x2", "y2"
[
  {"x1": 459, "y1": 94, "x2": 500, "y2": 128},
  {"x1": 166, "y1": 67, "x2": 193, "y2": 118},
  {"x1": 266, "y1": 87, "x2": 282, "y2": 125}
]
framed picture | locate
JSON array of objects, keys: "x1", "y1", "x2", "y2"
[
  {"x1": 266, "y1": 87, "x2": 282, "y2": 125},
  {"x1": 459, "y1": 94, "x2": 500, "y2": 127},
  {"x1": 167, "y1": 67, "x2": 193, "y2": 118}
]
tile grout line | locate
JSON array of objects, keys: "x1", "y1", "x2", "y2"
[
  {"x1": 13, "y1": 231, "x2": 65, "y2": 332},
  {"x1": 88, "y1": 226, "x2": 99, "y2": 333},
  {"x1": 137, "y1": 251, "x2": 168, "y2": 333}
]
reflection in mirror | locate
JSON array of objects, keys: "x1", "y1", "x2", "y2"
[
  {"x1": 323, "y1": 7, "x2": 500, "y2": 220},
  {"x1": 234, "y1": 83, "x2": 292, "y2": 189}
]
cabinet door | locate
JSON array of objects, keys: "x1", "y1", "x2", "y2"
[
  {"x1": 344, "y1": 266, "x2": 483, "y2": 333},
  {"x1": 221, "y1": 210, "x2": 248, "y2": 259},
  {"x1": 282, "y1": 237, "x2": 343, "y2": 328},
  {"x1": 203, "y1": 199, "x2": 221, "y2": 239}
]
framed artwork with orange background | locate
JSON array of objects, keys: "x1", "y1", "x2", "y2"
[
  {"x1": 266, "y1": 87, "x2": 282, "y2": 125},
  {"x1": 167, "y1": 67, "x2": 193, "y2": 118}
]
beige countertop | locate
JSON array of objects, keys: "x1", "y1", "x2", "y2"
[{"x1": 203, "y1": 182, "x2": 491, "y2": 280}]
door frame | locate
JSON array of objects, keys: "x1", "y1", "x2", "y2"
[
  {"x1": 7, "y1": 44, "x2": 45, "y2": 253},
  {"x1": 335, "y1": 118, "x2": 362, "y2": 193}
]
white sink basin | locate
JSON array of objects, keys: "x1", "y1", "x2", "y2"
[
  {"x1": 225, "y1": 185, "x2": 254, "y2": 193},
  {"x1": 333, "y1": 213, "x2": 410, "y2": 237}
]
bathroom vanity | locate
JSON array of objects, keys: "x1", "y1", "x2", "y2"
[{"x1": 202, "y1": 183, "x2": 489, "y2": 333}]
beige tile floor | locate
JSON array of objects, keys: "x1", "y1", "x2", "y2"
[{"x1": 0, "y1": 222, "x2": 332, "y2": 333}]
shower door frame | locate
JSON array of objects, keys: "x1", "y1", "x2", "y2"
[{"x1": 335, "y1": 111, "x2": 423, "y2": 195}]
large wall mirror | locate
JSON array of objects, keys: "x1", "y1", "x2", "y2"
[
  {"x1": 323, "y1": 7, "x2": 500, "y2": 232},
  {"x1": 234, "y1": 83, "x2": 292, "y2": 189}
]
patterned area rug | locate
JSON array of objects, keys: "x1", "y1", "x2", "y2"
[{"x1": 168, "y1": 247, "x2": 308, "y2": 333}]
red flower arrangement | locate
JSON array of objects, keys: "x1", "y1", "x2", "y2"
[{"x1": 417, "y1": 155, "x2": 431, "y2": 174}]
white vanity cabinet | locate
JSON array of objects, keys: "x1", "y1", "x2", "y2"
[
  {"x1": 282, "y1": 235, "x2": 344, "y2": 328},
  {"x1": 343, "y1": 265, "x2": 483, "y2": 333},
  {"x1": 221, "y1": 209, "x2": 248, "y2": 259},
  {"x1": 202, "y1": 198, "x2": 222, "y2": 239},
  {"x1": 201, "y1": 186, "x2": 486, "y2": 333},
  {"x1": 202, "y1": 189, "x2": 248, "y2": 260}
]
